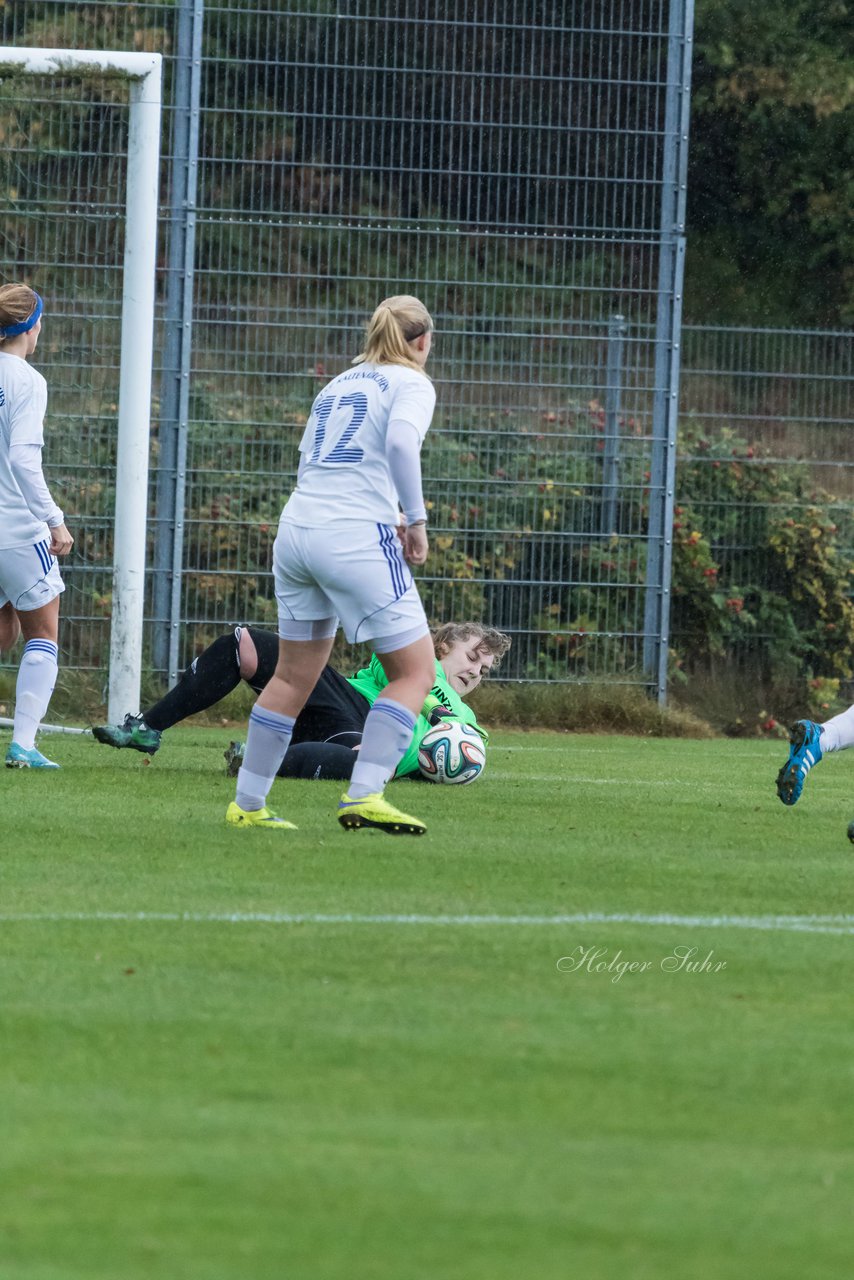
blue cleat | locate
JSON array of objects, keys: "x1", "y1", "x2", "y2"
[
  {"x1": 776, "y1": 719, "x2": 823, "y2": 806},
  {"x1": 5, "y1": 741, "x2": 60, "y2": 770}
]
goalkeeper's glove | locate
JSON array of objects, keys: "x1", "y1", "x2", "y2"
[{"x1": 426, "y1": 702, "x2": 459, "y2": 727}]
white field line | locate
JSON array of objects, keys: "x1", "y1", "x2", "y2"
[
  {"x1": 1, "y1": 910, "x2": 854, "y2": 935},
  {"x1": 495, "y1": 745, "x2": 776, "y2": 754},
  {"x1": 487, "y1": 773, "x2": 682, "y2": 784}
]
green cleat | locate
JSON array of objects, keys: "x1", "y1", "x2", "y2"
[
  {"x1": 337, "y1": 791, "x2": 426, "y2": 836},
  {"x1": 225, "y1": 801, "x2": 297, "y2": 830},
  {"x1": 224, "y1": 740, "x2": 245, "y2": 777},
  {"x1": 93, "y1": 713, "x2": 162, "y2": 756}
]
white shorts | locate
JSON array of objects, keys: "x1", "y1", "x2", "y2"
[
  {"x1": 274, "y1": 519, "x2": 429, "y2": 645},
  {"x1": 0, "y1": 537, "x2": 65, "y2": 612}
]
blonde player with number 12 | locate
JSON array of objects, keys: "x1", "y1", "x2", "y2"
[{"x1": 226, "y1": 294, "x2": 438, "y2": 835}]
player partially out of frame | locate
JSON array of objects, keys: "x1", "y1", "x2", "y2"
[
  {"x1": 227, "y1": 294, "x2": 439, "y2": 835},
  {"x1": 92, "y1": 621, "x2": 511, "y2": 781},
  {"x1": 0, "y1": 284, "x2": 74, "y2": 769},
  {"x1": 776, "y1": 707, "x2": 854, "y2": 806}
]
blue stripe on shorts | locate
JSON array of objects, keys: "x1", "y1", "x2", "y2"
[
  {"x1": 377, "y1": 523, "x2": 407, "y2": 598},
  {"x1": 34, "y1": 540, "x2": 52, "y2": 574}
]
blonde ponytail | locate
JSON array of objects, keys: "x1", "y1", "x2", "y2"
[{"x1": 352, "y1": 294, "x2": 433, "y2": 374}]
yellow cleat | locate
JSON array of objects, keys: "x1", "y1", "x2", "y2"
[
  {"x1": 337, "y1": 791, "x2": 427, "y2": 836},
  {"x1": 225, "y1": 801, "x2": 297, "y2": 830}
]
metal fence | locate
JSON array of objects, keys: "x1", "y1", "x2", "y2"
[
  {"x1": 671, "y1": 323, "x2": 854, "y2": 680},
  {"x1": 5, "y1": 2, "x2": 849, "y2": 709}
]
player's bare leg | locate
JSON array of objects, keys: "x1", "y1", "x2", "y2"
[
  {"x1": 237, "y1": 626, "x2": 260, "y2": 680},
  {"x1": 0, "y1": 602, "x2": 21, "y2": 652}
]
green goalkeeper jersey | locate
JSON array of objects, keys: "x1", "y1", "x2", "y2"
[{"x1": 347, "y1": 654, "x2": 488, "y2": 778}]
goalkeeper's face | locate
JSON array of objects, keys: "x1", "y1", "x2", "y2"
[{"x1": 438, "y1": 638, "x2": 496, "y2": 697}]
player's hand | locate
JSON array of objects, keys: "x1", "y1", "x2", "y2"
[
  {"x1": 402, "y1": 523, "x2": 428, "y2": 565},
  {"x1": 48, "y1": 522, "x2": 74, "y2": 556}
]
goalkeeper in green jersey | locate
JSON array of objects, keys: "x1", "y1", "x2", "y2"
[{"x1": 93, "y1": 621, "x2": 511, "y2": 782}]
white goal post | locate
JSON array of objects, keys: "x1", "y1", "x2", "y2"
[{"x1": 0, "y1": 46, "x2": 162, "y2": 724}]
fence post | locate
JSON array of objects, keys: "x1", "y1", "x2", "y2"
[
  {"x1": 601, "y1": 313, "x2": 627, "y2": 535},
  {"x1": 152, "y1": 0, "x2": 204, "y2": 683},
  {"x1": 643, "y1": 0, "x2": 694, "y2": 703}
]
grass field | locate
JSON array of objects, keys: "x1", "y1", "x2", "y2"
[{"x1": 3, "y1": 726, "x2": 854, "y2": 1279}]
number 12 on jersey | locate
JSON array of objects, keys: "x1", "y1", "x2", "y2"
[{"x1": 309, "y1": 392, "x2": 367, "y2": 464}]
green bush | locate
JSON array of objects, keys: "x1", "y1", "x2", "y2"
[{"x1": 672, "y1": 422, "x2": 854, "y2": 696}]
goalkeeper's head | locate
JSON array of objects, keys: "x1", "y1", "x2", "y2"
[{"x1": 432, "y1": 622, "x2": 512, "y2": 696}]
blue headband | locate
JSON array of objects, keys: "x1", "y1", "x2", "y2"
[{"x1": 0, "y1": 293, "x2": 43, "y2": 338}]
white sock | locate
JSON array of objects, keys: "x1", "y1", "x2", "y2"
[
  {"x1": 235, "y1": 705, "x2": 295, "y2": 811},
  {"x1": 818, "y1": 705, "x2": 854, "y2": 753},
  {"x1": 347, "y1": 698, "x2": 416, "y2": 800},
  {"x1": 13, "y1": 639, "x2": 58, "y2": 750}
]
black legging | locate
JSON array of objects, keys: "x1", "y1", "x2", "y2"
[
  {"x1": 276, "y1": 741, "x2": 358, "y2": 780},
  {"x1": 144, "y1": 628, "x2": 371, "y2": 742},
  {"x1": 142, "y1": 627, "x2": 375, "y2": 779}
]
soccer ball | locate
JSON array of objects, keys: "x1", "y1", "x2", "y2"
[{"x1": 417, "y1": 720, "x2": 486, "y2": 785}]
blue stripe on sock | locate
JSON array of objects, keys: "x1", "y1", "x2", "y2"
[
  {"x1": 373, "y1": 700, "x2": 416, "y2": 731},
  {"x1": 249, "y1": 707, "x2": 295, "y2": 733},
  {"x1": 23, "y1": 640, "x2": 58, "y2": 657}
]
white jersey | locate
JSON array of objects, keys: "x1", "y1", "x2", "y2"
[
  {"x1": 281, "y1": 362, "x2": 436, "y2": 528},
  {"x1": 0, "y1": 352, "x2": 57, "y2": 549}
]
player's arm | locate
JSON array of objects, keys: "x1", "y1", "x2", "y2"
[
  {"x1": 9, "y1": 443, "x2": 72, "y2": 553},
  {"x1": 8, "y1": 386, "x2": 74, "y2": 555},
  {"x1": 386, "y1": 419, "x2": 428, "y2": 565},
  {"x1": 386, "y1": 372, "x2": 435, "y2": 565}
]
